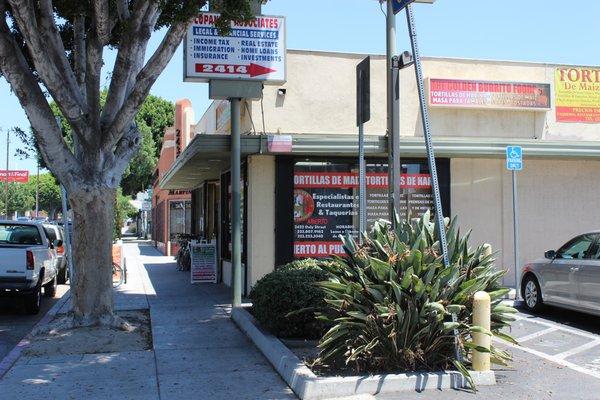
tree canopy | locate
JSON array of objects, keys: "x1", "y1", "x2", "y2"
[{"x1": 0, "y1": 0, "x2": 255, "y2": 326}]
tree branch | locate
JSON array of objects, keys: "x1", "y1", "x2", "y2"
[
  {"x1": 93, "y1": 0, "x2": 111, "y2": 45},
  {"x1": 116, "y1": 0, "x2": 131, "y2": 21},
  {"x1": 73, "y1": 14, "x2": 87, "y2": 94},
  {"x1": 8, "y1": 0, "x2": 91, "y2": 147},
  {"x1": 0, "y1": 7, "x2": 81, "y2": 188},
  {"x1": 100, "y1": 0, "x2": 160, "y2": 128},
  {"x1": 104, "y1": 19, "x2": 188, "y2": 152},
  {"x1": 106, "y1": 124, "x2": 142, "y2": 186},
  {"x1": 85, "y1": 34, "x2": 104, "y2": 143}
]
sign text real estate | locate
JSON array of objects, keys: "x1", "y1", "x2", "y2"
[{"x1": 184, "y1": 13, "x2": 286, "y2": 83}]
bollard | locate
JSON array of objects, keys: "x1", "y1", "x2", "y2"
[
  {"x1": 472, "y1": 291, "x2": 491, "y2": 371},
  {"x1": 482, "y1": 243, "x2": 492, "y2": 259}
]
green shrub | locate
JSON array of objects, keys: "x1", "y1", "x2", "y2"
[
  {"x1": 250, "y1": 264, "x2": 329, "y2": 339},
  {"x1": 314, "y1": 211, "x2": 516, "y2": 385}
]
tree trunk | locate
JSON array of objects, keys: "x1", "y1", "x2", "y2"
[{"x1": 69, "y1": 185, "x2": 116, "y2": 325}]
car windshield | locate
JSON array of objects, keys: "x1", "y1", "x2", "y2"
[{"x1": 0, "y1": 224, "x2": 43, "y2": 245}]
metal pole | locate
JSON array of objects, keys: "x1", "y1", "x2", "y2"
[
  {"x1": 35, "y1": 163, "x2": 39, "y2": 218},
  {"x1": 61, "y1": 185, "x2": 74, "y2": 289},
  {"x1": 386, "y1": 0, "x2": 400, "y2": 224},
  {"x1": 358, "y1": 119, "x2": 366, "y2": 242},
  {"x1": 5, "y1": 129, "x2": 9, "y2": 219},
  {"x1": 231, "y1": 98, "x2": 242, "y2": 308},
  {"x1": 512, "y1": 170, "x2": 520, "y2": 301},
  {"x1": 406, "y1": 4, "x2": 461, "y2": 361}
]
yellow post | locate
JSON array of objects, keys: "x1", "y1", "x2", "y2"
[
  {"x1": 472, "y1": 291, "x2": 491, "y2": 371},
  {"x1": 482, "y1": 243, "x2": 492, "y2": 258}
]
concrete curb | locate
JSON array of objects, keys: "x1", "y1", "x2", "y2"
[
  {"x1": 0, "y1": 288, "x2": 71, "y2": 379},
  {"x1": 231, "y1": 306, "x2": 496, "y2": 399}
]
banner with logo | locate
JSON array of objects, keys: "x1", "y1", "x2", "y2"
[
  {"x1": 0, "y1": 170, "x2": 29, "y2": 183},
  {"x1": 428, "y1": 78, "x2": 551, "y2": 111},
  {"x1": 555, "y1": 68, "x2": 600, "y2": 123}
]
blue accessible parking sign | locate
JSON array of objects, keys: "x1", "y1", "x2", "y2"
[{"x1": 506, "y1": 146, "x2": 523, "y2": 171}]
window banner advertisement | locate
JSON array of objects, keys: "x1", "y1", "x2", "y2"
[
  {"x1": 293, "y1": 163, "x2": 434, "y2": 258},
  {"x1": 555, "y1": 68, "x2": 600, "y2": 123},
  {"x1": 428, "y1": 78, "x2": 550, "y2": 111}
]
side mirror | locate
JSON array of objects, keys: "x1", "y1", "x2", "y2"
[
  {"x1": 545, "y1": 250, "x2": 556, "y2": 259},
  {"x1": 53, "y1": 239, "x2": 63, "y2": 248}
]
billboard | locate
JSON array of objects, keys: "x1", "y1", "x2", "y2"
[
  {"x1": 555, "y1": 67, "x2": 600, "y2": 123},
  {"x1": 184, "y1": 13, "x2": 286, "y2": 83},
  {"x1": 0, "y1": 170, "x2": 29, "y2": 183},
  {"x1": 428, "y1": 78, "x2": 551, "y2": 111}
]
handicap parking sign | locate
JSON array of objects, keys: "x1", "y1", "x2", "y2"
[{"x1": 506, "y1": 146, "x2": 523, "y2": 171}]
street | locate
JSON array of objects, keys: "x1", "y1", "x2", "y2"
[{"x1": 0, "y1": 284, "x2": 69, "y2": 361}]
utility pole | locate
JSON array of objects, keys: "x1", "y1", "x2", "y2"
[
  {"x1": 386, "y1": 0, "x2": 401, "y2": 224},
  {"x1": 230, "y1": 97, "x2": 242, "y2": 307},
  {"x1": 35, "y1": 163, "x2": 39, "y2": 218},
  {"x1": 5, "y1": 129, "x2": 9, "y2": 220}
]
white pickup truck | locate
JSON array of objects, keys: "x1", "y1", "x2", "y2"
[{"x1": 0, "y1": 221, "x2": 61, "y2": 314}]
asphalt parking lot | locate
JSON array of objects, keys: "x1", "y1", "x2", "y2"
[{"x1": 377, "y1": 303, "x2": 600, "y2": 399}]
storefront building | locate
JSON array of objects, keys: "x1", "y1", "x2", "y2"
[
  {"x1": 151, "y1": 99, "x2": 196, "y2": 256},
  {"x1": 159, "y1": 49, "x2": 600, "y2": 293}
]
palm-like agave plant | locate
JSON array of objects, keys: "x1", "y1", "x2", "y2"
[{"x1": 314, "y1": 211, "x2": 517, "y2": 386}]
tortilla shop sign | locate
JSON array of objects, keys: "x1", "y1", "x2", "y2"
[
  {"x1": 0, "y1": 170, "x2": 29, "y2": 183},
  {"x1": 428, "y1": 78, "x2": 551, "y2": 111}
]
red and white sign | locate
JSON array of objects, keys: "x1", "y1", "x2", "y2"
[
  {"x1": 293, "y1": 172, "x2": 431, "y2": 190},
  {"x1": 428, "y1": 78, "x2": 551, "y2": 111},
  {"x1": 0, "y1": 170, "x2": 29, "y2": 183},
  {"x1": 185, "y1": 13, "x2": 286, "y2": 83},
  {"x1": 268, "y1": 135, "x2": 292, "y2": 153}
]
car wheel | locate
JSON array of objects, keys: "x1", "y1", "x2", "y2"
[
  {"x1": 44, "y1": 275, "x2": 58, "y2": 298},
  {"x1": 24, "y1": 284, "x2": 42, "y2": 314},
  {"x1": 522, "y1": 275, "x2": 543, "y2": 312},
  {"x1": 57, "y1": 265, "x2": 68, "y2": 284}
]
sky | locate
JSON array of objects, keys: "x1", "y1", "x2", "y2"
[{"x1": 2, "y1": 0, "x2": 600, "y2": 173}]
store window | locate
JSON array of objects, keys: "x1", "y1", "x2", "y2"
[
  {"x1": 220, "y1": 167, "x2": 247, "y2": 261},
  {"x1": 291, "y1": 159, "x2": 447, "y2": 258},
  {"x1": 169, "y1": 200, "x2": 192, "y2": 241}
]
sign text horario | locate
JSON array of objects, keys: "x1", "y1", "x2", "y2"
[{"x1": 184, "y1": 13, "x2": 286, "y2": 83}]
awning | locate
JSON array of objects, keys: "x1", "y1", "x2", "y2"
[{"x1": 159, "y1": 133, "x2": 600, "y2": 190}]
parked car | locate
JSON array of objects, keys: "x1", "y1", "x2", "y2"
[
  {"x1": 43, "y1": 224, "x2": 68, "y2": 284},
  {"x1": 0, "y1": 221, "x2": 61, "y2": 314},
  {"x1": 521, "y1": 231, "x2": 600, "y2": 314}
]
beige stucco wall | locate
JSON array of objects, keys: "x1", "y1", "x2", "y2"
[
  {"x1": 254, "y1": 50, "x2": 600, "y2": 142},
  {"x1": 246, "y1": 155, "x2": 276, "y2": 292},
  {"x1": 452, "y1": 158, "x2": 600, "y2": 287}
]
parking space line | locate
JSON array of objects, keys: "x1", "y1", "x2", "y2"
[
  {"x1": 498, "y1": 339, "x2": 600, "y2": 381},
  {"x1": 515, "y1": 327, "x2": 558, "y2": 343},
  {"x1": 554, "y1": 339, "x2": 600, "y2": 360},
  {"x1": 513, "y1": 314, "x2": 600, "y2": 341}
]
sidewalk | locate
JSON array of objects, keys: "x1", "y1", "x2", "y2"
[{"x1": 0, "y1": 242, "x2": 296, "y2": 400}]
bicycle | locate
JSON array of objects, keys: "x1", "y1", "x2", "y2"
[
  {"x1": 175, "y1": 234, "x2": 198, "y2": 271},
  {"x1": 112, "y1": 261, "x2": 124, "y2": 287}
]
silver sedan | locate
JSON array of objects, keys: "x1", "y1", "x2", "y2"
[{"x1": 521, "y1": 231, "x2": 600, "y2": 314}]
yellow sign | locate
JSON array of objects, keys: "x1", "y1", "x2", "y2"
[{"x1": 555, "y1": 68, "x2": 600, "y2": 123}]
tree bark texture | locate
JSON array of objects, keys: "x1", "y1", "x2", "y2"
[{"x1": 70, "y1": 186, "x2": 116, "y2": 323}]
